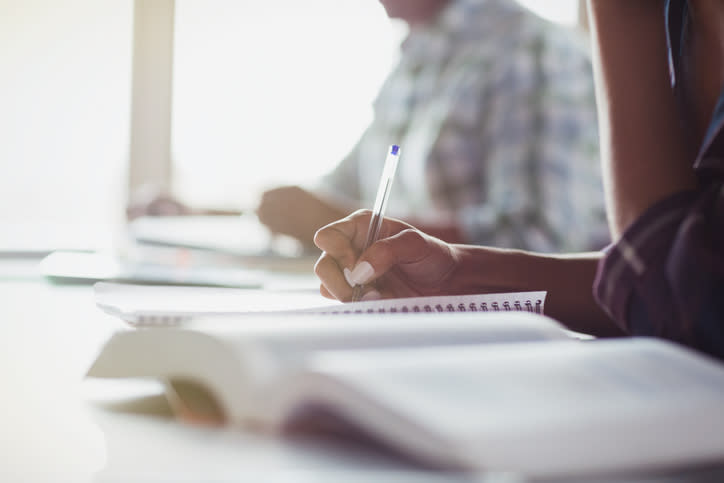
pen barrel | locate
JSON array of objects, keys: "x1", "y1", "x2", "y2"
[
  {"x1": 351, "y1": 145, "x2": 400, "y2": 303},
  {"x1": 363, "y1": 147, "x2": 400, "y2": 252}
]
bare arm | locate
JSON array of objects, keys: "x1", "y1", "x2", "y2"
[
  {"x1": 449, "y1": 247, "x2": 621, "y2": 337},
  {"x1": 314, "y1": 212, "x2": 622, "y2": 338},
  {"x1": 587, "y1": 1, "x2": 697, "y2": 237}
]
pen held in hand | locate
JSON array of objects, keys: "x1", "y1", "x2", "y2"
[{"x1": 351, "y1": 144, "x2": 401, "y2": 302}]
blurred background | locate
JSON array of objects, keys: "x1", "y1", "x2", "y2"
[{"x1": 0, "y1": 0, "x2": 583, "y2": 248}]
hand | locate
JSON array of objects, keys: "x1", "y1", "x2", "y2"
[
  {"x1": 126, "y1": 185, "x2": 241, "y2": 220},
  {"x1": 405, "y1": 218, "x2": 466, "y2": 244},
  {"x1": 313, "y1": 210, "x2": 461, "y2": 301},
  {"x1": 126, "y1": 185, "x2": 193, "y2": 220},
  {"x1": 313, "y1": 210, "x2": 620, "y2": 337},
  {"x1": 256, "y1": 186, "x2": 349, "y2": 246}
]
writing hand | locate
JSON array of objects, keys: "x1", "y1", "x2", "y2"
[{"x1": 313, "y1": 210, "x2": 460, "y2": 301}]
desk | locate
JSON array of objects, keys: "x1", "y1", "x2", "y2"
[{"x1": 1, "y1": 259, "x2": 723, "y2": 483}]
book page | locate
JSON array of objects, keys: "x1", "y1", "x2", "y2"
[
  {"x1": 94, "y1": 282, "x2": 547, "y2": 327},
  {"x1": 211, "y1": 311, "x2": 568, "y2": 373},
  {"x1": 88, "y1": 311, "x2": 570, "y2": 430},
  {"x1": 299, "y1": 338, "x2": 724, "y2": 477},
  {"x1": 94, "y1": 282, "x2": 335, "y2": 324}
]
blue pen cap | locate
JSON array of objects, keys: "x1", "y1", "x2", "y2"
[{"x1": 390, "y1": 145, "x2": 400, "y2": 155}]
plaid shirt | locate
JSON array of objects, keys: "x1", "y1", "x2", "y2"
[
  {"x1": 594, "y1": 0, "x2": 724, "y2": 360},
  {"x1": 315, "y1": 0, "x2": 606, "y2": 251}
]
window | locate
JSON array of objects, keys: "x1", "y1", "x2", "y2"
[
  {"x1": 170, "y1": 0, "x2": 403, "y2": 209},
  {"x1": 517, "y1": 0, "x2": 580, "y2": 25},
  {"x1": 0, "y1": 0, "x2": 132, "y2": 229},
  {"x1": 0, "y1": 0, "x2": 582, "y2": 244},
  {"x1": 169, "y1": 0, "x2": 582, "y2": 210}
]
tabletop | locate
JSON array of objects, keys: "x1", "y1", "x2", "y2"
[{"x1": 1, "y1": 258, "x2": 723, "y2": 483}]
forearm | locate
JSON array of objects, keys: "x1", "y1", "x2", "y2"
[
  {"x1": 587, "y1": 1, "x2": 696, "y2": 237},
  {"x1": 449, "y1": 246, "x2": 623, "y2": 337}
]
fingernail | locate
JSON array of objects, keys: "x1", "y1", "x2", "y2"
[
  {"x1": 361, "y1": 290, "x2": 381, "y2": 301},
  {"x1": 343, "y1": 267, "x2": 354, "y2": 287},
  {"x1": 349, "y1": 261, "x2": 374, "y2": 286}
]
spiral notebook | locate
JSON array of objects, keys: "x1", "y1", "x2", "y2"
[{"x1": 94, "y1": 282, "x2": 547, "y2": 327}]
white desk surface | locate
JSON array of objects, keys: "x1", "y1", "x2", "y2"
[{"x1": 1, "y1": 259, "x2": 723, "y2": 483}]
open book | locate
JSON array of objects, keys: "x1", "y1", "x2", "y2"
[
  {"x1": 94, "y1": 282, "x2": 547, "y2": 327},
  {"x1": 87, "y1": 312, "x2": 724, "y2": 478}
]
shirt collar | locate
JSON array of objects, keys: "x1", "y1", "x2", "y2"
[
  {"x1": 666, "y1": 0, "x2": 724, "y2": 167},
  {"x1": 401, "y1": 0, "x2": 496, "y2": 60},
  {"x1": 665, "y1": 0, "x2": 687, "y2": 90}
]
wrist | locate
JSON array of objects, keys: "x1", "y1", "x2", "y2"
[{"x1": 444, "y1": 245, "x2": 528, "y2": 295}]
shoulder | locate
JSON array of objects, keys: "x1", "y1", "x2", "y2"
[{"x1": 472, "y1": 1, "x2": 591, "y2": 64}]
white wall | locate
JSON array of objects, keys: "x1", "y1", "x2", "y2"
[
  {"x1": 170, "y1": 0, "x2": 580, "y2": 209},
  {"x1": 170, "y1": 0, "x2": 403, "y2": 209},
  {"x1": 0, "y1": 0, "x2": 132, "y2": 227},
  {"x1": 0, "y1": 0, "x2": 581, "y2": 238},
  {"x1": 516, "y1": 0, "x2": 579, "y2": 24}
]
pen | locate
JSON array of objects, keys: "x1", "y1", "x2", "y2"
[{"x1": 351, "y1": 144, "x2": 401, "y2": 302}]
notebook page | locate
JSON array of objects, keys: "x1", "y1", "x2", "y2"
[{"x1": 94, "y1": 282, "x2": 546, "y2": 327}]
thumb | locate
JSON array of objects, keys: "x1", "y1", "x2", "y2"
[{"x1": 345, "y1": 228, "x2": 442, "y2": 286}]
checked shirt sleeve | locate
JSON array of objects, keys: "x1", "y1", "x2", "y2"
[
  {"x1": 456, "y1": 27, "x2": 607, "y2": 252},
  {"x1": 594, "y1": 185, "x2": 724, "y2": 360}
]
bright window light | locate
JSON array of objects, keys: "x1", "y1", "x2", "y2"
[
  {"x1": 0, "y1": 0, "x2": 583, "y2": 234},
  {"x1": 172, "y1": 0, "x2": 403, "y2": 209},
  {"x1": 515, "y1": 0, "x2": 579, "y2": 25},
  {"x1": 172, "y1": 1, "x2": 580, "y2": 210},
  {"x1": 0, "y1": 0, "x2": 131, "y2": 230}
]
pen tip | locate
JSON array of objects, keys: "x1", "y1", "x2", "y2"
[{"x1": 391, "y1": 145, "x2": 400, "y2": 155}]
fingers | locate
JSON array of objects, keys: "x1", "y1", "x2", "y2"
[
  {"x1": 356, "y1": 228, "x2": 434, "y2": 282},
  {"x1": 319, "y1": 283, "x2": 334, "y2": 299},
  {"x1": 314, "y1": 212, "x2": 441, "y2": 301},
  {"x1": 313, "y1": 211, "x2": 371, "y2": 270},
  {"x1": 314, "y1": 210, "x2": 414, "y2": 259},
  {"x1": 350, "y1": 228, "x2": 457, "y2": 299},
  {"x1": 314, "y1": 211, "x2": 383, "y2": 301},
  {"x1": 314, "y1": 251, "x2": 351, "y2": 300}
]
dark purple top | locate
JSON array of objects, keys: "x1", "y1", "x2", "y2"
[{"x1": 593, "y1": 0, "x2": 724, "y2": 360}]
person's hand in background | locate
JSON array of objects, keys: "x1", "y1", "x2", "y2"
[
  {"x1": 126, "y1": 185, "x2": 194, "y2": 220},
  {"x1": 313, "y1": 210, "x2": 467, "y2": 301},
  {"x1": 256, "y1": 186, "x2": 350, "y2": 248},
  {"x1": 126, "y1": 184, "x2": 241, "y2": 220}
]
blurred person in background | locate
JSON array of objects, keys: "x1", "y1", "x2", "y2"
[
  {"x1": 129, "y1": 0, "x2": 607, "y2": 252},
  {"x1": 313, "y1": 0, "x2": 724, "y2": 360}
]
